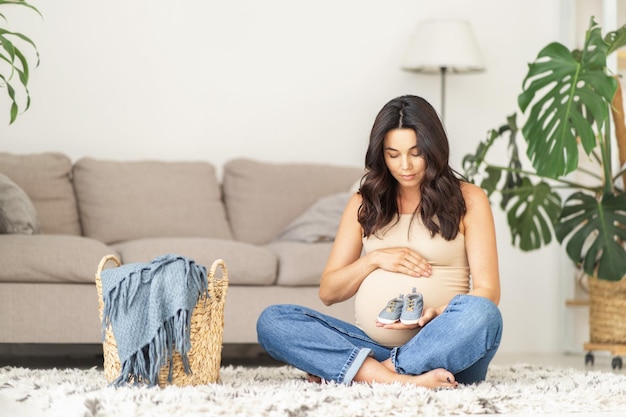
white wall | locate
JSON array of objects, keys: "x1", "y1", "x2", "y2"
[{"x1": 0, "y1": 0, "x2": 574, "y2": 353}]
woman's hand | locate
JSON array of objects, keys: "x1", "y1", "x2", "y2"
[
  {"x1": 417, "y1": 307, "x2": 438, "y2": 327},
  {"x1": 375, "y1": 307, "x2": 438, "y2": 329},
  {"x1": 372, "y1": 247, "x2": 432, "y2": 277}
]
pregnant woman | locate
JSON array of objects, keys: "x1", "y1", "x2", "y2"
[{"x1": 257, "y1": 95, "x2": 502, "y2": 389}]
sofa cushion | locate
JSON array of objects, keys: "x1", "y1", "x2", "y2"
[
  {"x1": 274, "y1": 192, "x2": 351, "y2": 243},
  {"x1": 73, "y1": 158, "x2": 233, "y2": 244},
  {"x1": 0, "y1": 173, "x2": 41, "y2": 234},
  {"x1": 223, "y1": 159, "x2": 363, "y2": 245},
  {"x1": 266, "y1": 241, "x2": 334, "y2": 286},
  {"x1": 0, "y1": 152, "x2": 82, "y2": 235},
  {"x1": 113, "y1": 237, "x2": 277, "y2": 285},
  {"x1": 0, "y1": 235, "x2": 117, "y2": 284}
]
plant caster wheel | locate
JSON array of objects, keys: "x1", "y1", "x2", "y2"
[
  {"x1": 611, "y1": 356, "x2": 623, "y2": 370},
  {"x1": 585, "y1": 352, "x2": 594, "y2": 366}
]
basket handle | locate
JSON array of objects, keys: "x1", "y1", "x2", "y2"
[
  {"x1": 207, "y1": 258, "x2": 228, "y2": 304},
  {"x1": 95, "y1": 254, "x2": 122, "y2": 322},
  {"x1": 97, "y1": 254, "x2": 122, "y2": 277}
]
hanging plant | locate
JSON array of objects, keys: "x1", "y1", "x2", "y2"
[{"x1": 0, "y1": 0, "x2": 40, "y2": 124}]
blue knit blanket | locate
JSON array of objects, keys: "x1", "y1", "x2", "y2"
[{"x1": 100, "y1": 254, "x2": 208, "y2": 387}]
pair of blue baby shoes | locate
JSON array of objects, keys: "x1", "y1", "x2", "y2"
[{"x1": 377, "y1": 287, "x2": 424, "y2": 325}]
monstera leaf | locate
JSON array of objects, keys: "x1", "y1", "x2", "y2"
[
  {"x1": 462, "y1": 114, "x2": 522, "y2": 208},
  {"x1": 504, "y1": 177, "x2": 562, "y2": 251},
  {"x1": 556, "y1": 191, "x2": 626, "y2": 281},
  {"x1": 518, "y1": 18, "x2": 617, "y2": 179}
]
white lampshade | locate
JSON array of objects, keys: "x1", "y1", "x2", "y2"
[{"x1": 402, "y1": 19, "x2": 485, "y2": 74}]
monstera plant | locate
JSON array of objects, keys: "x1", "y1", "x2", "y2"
[
  {"x1": 464, "y1": 17, "x2": 626, "y2": 347},
  {"x1": 464, "y1": 17, "x2": 626, "y2": 283},
  {"x1": 0, "y1": 0, "x2": 40, "y2": 124},
  {"x1": 463, "y1": 18, "x2": 626, "y2": 352}
]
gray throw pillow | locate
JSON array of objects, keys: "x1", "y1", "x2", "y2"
[
  {"x1": 0, "y1": 173, "x2": 41, "y2": 234},
  {"x1": 274, "y1": 192, "x2": 351, "y2": 243}
]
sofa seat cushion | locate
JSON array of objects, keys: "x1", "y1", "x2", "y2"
[
  {"x1": 265, "y1": 241, "x2": 334, "y2": 286},
  {"x1": 223, "y1": 159, "x2": 363, "y2": 245},
  {"x1": 113, "y1": 237, "x2": 277, "y2": 285},
  {"x1": 0, "y1": 235, "x2": 117, "y2": 284},
  {"x1": 73, "y1": 158, "x2": 233, "y2": 244},
  {"x1": 0, "y1": 152, "x2": 81, "y2": 235}
]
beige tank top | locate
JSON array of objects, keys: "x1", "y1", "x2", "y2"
[{"x1": 354, "y1": 214, "x2": 470, "y2": 347}]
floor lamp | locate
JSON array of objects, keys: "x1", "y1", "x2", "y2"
[{"x1": 401, "y1": 19, "x2": 485, "y2": 124}]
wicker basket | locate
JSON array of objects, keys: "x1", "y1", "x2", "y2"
[
  {"x1": 95, "y1": 254, "x2": 228, "y2": 387},
  {"x1": 588, "y1": 275, "x2": 626, "y2": 344}
]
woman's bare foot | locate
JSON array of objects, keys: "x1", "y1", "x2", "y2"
[
  {"x1": 408, "y1": 368, "x2": 458, "y2": 389},
  {"x1": 353, "y1": 357, "x2": 458, "y2": 389},
  {"x1": 306, "y1": 373, "x2": 323, "y2": 383}
]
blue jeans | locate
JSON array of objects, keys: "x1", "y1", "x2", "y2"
[{"x1": 256, "y1": 294, "x2": 502, "y2": 385}]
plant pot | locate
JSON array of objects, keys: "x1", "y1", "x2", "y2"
[{"x1": 588, "y1": 276, "x2": 626, "y2": 344}]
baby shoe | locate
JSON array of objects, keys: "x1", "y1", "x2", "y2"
[
  {"x1": 400, "y1": 287, "x2": 423, "y2": 325},
  {"x1": 377, "y1": 294, "x2": 404, "y2": 324}
]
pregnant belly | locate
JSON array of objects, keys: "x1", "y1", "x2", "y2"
[{"x1": 354, "y1": 267, "x2": 469, "y2": 347}]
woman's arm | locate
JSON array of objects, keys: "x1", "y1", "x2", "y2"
[
  {"x1": 319, "y1": 194, "x2": 433, "y2": 306},
  {"x1": 319, "y1": 194, "x2": 372, "y2": 305},
  {"x1": 461, "y1": 182, "x2": 501, "y2": 305}
]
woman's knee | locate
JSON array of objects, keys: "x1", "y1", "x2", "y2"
[
  {"x1": 257, "y1": 304, "x2": 286, "y2": 334},
  {"x1": 457, "y1": 295, "x2": 501, "y2": 322},
  {"x1": 467, "y1": 296, "x2": 503, "y2": 346},
  {"x1": 256, "y1": 304, "x2": 301, "y2": 345},
  {"x1": 452, "y1": 295, "x2": 503, "y2": 340},
  {"x1": 257, "y1": 304, "x2": 280, "y2": 326}
]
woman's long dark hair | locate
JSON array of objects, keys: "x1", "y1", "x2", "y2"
[{"x1": 358, "y1": 95, "x2": 466, "y2": 240}]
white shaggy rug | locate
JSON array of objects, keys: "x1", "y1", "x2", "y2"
[{"x1": 1, "y1": 364, "x2": 626, "y2": 416}]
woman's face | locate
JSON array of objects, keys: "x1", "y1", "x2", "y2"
[{"x1": 383, "y1": 128, "x2": 426, "y2": 189}]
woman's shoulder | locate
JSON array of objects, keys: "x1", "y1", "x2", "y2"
[
  {"x1": 460, "y1": 181, "x2": 488, "y2": 201},
  {"x1": 460, "y1": 181, "x2": 491, "y2": 215},
  {"x1": 337, "y1": 192, "x2": 364, "y2": 223},
  {"x1": 347, "y1": 191, "x2": 363, "y2": 209}
]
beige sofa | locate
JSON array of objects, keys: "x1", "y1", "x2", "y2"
[{"x1": 0, "y1": 152, "x2": 362, "y2": 347}]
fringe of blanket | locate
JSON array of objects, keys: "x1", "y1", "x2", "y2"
[{"x1": 113, "y1": 308, "x2": 192, "y2": 387}]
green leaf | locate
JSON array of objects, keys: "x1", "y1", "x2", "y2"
[
  {"x1": 0, "y1": 28, "x2": 39, "y2": 67},
  {"x1": 480, "y1": 166, "x2": 501, "y2": 198},
  {"x1": 605, "y1": 22, "x2": 626, "y2": 55},
  {"x1": 0, "y1": 1, "x2": 40, "y2": 124},
  {"x1": 462, "y1": 116, "x2": 519, "y2": 184},
  {"x1": 0, "y1": 31, "x2": 17, "y2": 64},
  {"x1": 462, "y1": 128, "x2": 500, "y2": 182},
  {"x1": 461, "y1": 145, "x2": 483, "y2": 182},
  {"x1": 501, "y1": 116, "x2": 523, "y2": 208},
  {"x1": 556, "y1": 191, "x2": 626, "y2": 281},
  {"x1": 517, "y1": 18, "x2": 618, "y2": 179},
  {"x1": 503, "y1": 178, "x2": 562, "y2": 251},
  {"x1": 0, "y1": 1, "x2": 41, "y2": 18},
  {"x1": 0, "y1": 73, "x2": 18, "y2": 123}
]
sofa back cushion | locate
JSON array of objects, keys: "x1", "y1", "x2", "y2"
[
  {"x1": 73, "y1": 158, "x2": 233, "y2": 244},
  {"x1": 0, "y1": 152, "x2": 82, "y2": 235},
  {"x1": 223, "y1": 159, "x2": 363, "y2": 245}
]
